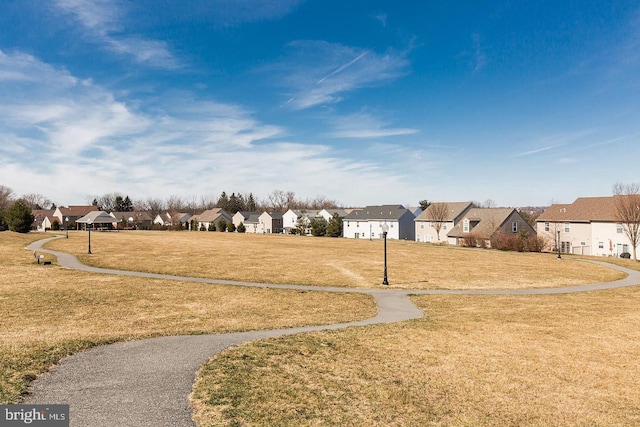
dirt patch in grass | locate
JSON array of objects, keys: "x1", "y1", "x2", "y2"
[
  {"x1": 192, "y1": 288, "x2": 640, "y2": 426},
  {"x1": 0, "y1": 232, "x2": 375, "y2": 403},
  {"x1": 47, "y1": 231, "x2": 624, "y2": 289}
]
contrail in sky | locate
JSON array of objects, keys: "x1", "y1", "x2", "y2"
[{"x1": 316, "y1": 49, "x2": 372, "y2": 84}]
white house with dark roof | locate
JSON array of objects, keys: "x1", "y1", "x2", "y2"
[
  {"x1": 414, "y1": 202, "x2": 473, "y2": 243},
  {"x1": 343, "y1": 205, "x2": 416, "y2": 240}
]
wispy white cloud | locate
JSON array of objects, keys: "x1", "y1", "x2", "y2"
[
  {"x1": 270, "y1": 40, "x2": 411, "y2": 110},
  {"x1": 52, "y1": 0, "x2": 179, "y2": 68},
  {"x1": 0, "y1": 50, "x2": 420, "y2": 206},
  {"x1": 326, "y1": 112, "x2": 418, "y2": 139}
]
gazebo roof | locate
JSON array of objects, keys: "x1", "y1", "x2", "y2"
[{"x1": 76, "y1": 211, "x2": 120, "y2": 224}]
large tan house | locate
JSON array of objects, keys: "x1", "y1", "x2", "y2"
[
  {"x1": 536, "y1": 197, "x2": 636, "y2": 257},
  {"x1": 414, "y1": 202, "x2": 473, "y2": 244}
]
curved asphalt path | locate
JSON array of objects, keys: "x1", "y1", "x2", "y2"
[{"x1": 22, "y1": 236, "x2": 640, "y2": 426}]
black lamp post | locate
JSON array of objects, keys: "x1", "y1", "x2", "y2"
[
  {"x1": 87, "y1": 219, "x2": 93, "y2": 254},
  {"x1": 65, "y1": 216, "x2": 69, "y2": 239},
  {"x1": 557, "y1": 229, "x2": 561, "y2": 259},
  {"x1": 382, "y1": 222, "x2": 389, "y2": 285}
]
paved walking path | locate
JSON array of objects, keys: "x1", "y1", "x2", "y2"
[{"x1": 22, "y1": 237, "x2": 640, "y2": 426}]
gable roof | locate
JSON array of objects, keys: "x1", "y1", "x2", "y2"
[
  {"x1": 537, "y1": 197, "x2": 618, "y2": 223},
  {"x1": 344, "y1": 205, "x2": 413, "y2": 221},
  {"x1": 192, "y1": 208, "x2": 230, "y2": 222},
  {"x1": 58, "y1": 205, "x2": 95, "y2": 217},
  {"x1": 415, "y1": 202, "x2": 473, "y2": 222},
  {"x1": 261, "y1": 211, "x2": 284, "y2": 220},
  {"x1": 448, "y1": 208, "x2": 515, "y2": 238}
]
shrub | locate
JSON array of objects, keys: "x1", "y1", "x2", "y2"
[
  {"x1": 218, "y1": 219, "x2": 228, "y2": 232},
  {"x1": 461, "y1": 233, "x2": 482, "y2": 248},
  {"x1": 228, "y1": 222, "x2": 236, "y2": 233},
  {"x1": 237, "y1": 222, "x2": 246, "y2": 233}
]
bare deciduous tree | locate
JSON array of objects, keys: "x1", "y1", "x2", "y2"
[
  {"x1": 428, "y1": 202, "x2": 450, "y2": 241},
  {"x1": 21, "y1": 193, "x2": 53, "y2": 210},
  {"x1": 613, "y1": 182, "x2": 640, "y2": 261}
]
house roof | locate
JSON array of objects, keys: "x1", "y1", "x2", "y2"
[
  {"x1": 415, "y1": 202, "x2": 473, "y2": 222},
  {"x1": 192, "y1": 208, "x2": 230, "y2": 222},
  {"x1": 321, "y1": 208, "x2": 348, "y2": 218},
  {"x1": 344, "y1": 205, "x2": 413, "y2": 221},
  {"x1": 537, "y1": 197, "x2": 619, "y2": 223},
  {"x1": 448, "y1": 208, "x2": 515, "y2": 238},
  {"x1": 261, "y1": 211, "x2": 284, "y2": 220},
  {"x1": 58, "y1": 205, "x2": 95, "y2": 217}
]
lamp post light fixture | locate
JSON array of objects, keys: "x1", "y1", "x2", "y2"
[
  {"x1": 557, "y1": 229, "x2": 561, "y2": 259},
  {"x1": 87, "y1": 219, "x2": 93, "y2": 254},
  {"x1": 382, "y1": 221, "x2": 389, "y2": 286},
  {"x1": 65, "y1": 216, "x2": 69, "y2": 239}
]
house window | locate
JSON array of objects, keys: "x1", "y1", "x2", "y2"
[
  {"x1": 561, "y1": 241, "x2": 572, "y2": 253},
  {"x1": 544, "y1": 222, "x2": 550, "y2": 232},
  {"x1": 564, "y1": 222, "x2": 570, "y2": 232},
  {"x1": 354, "y1": 233, "x2": 360, "y2": 239},
  {"x1": 512, "y1": 222, "x2": 518, "y2": 233},
  {"x1": 598, "y1": 242, "x2": 604, "y2": 249},
  {"x1": 426, "y1": 235, "x2": 432, "y2": 242},
  {"x1": 421, "y1": 224, "x2": 424, "y2": 229},
  {"x1": 463, "y1": 219, "x2": 469, "y2": 233},
  {"x1": 617, "y1": 223, "x2": 623, "y2": 234},
  {"x1": 443, "y1": 224, "x2": 447, "y2": 230}
]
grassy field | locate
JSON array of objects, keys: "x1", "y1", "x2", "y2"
[
  {"x1": 192, "y1": 289, "x2": 640, "y2": 426},
  {"x1": 5, "y1": 229, "x2": 640, "y2": 426},
  {"x1": 46, "y1": 230, "x2": 625, "y2": 289},
  {"x1": 0, "y1": 232, "x2": 374, "y2": 403}
]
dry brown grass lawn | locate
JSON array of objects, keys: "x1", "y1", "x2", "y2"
[
  {"x1": 0, "y1": 232, "x2": 374, "y2": 403},
  {"x1": 47, "y1": 231, "x2": 624, "y2": 289},
  {"x1": 192, "y1": 288, "x2": 640, "y2": 426}
]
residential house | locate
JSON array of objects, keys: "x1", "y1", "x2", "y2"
[
  {"x1": 53, "y1": 205, "x2": 95, "y2": 229},
  {"x1": 414, "y1": 202, "x2": 473, "y2": 243},
  {"x1": 153, "y1": 212, "x2": 192, "y2": 228},
  {"x1": 258, "y1": 211, "x2": 284, "y2": 234},
  {"x1": 536, "y1": 197, "x2": 636, "y2": 256},
  {"x1": 32, "y1": 209, "x2": 56, "y2": 231},
  {"x1": 191, "y1": 208, "x2": 233, "y2": 231},
  {"x1": 282, "y1": 209, "x2": 322, "y2": 234},
  {"x1": 318, "y1": 208, "x2": 348, "y2": 222},
  {"x1": 110, "y1": 211, "x2": 153, "y2": 230},
  {"x1": 343, "y1": 205, "x2": 416, "y2": 240},
  {"x1": 448, "y1": 208, "x2": 536, "y2": 247},
  {"x1": 232, "y1": 211, "x2": 258, "y2": 230}
]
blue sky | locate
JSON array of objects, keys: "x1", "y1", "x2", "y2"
[{"x1": 1, "y1": 0, "x2": 639, "y2": 208}]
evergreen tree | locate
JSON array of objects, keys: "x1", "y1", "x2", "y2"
[
  {"x1": 247, "y1": 193, "x2": 257, "y2": 211},
  {"x1": 228, "y1": 222, "x2": 236, "y2": 232},
  {"x1": 218, "y1": 219, "x2": 228, "y2": 232},
  {"x1": 237, "y1": 222, "x2": 246, "y2": 233},
  {"x1": 309, "y1": 217, "x2": 328, "y2": 237},
  {"x1": 6, "y1": 200, "x2": 35, "y2": 233},
  {"x1": 326, "y1": 213, "x2": 343, "y2": 237}
]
